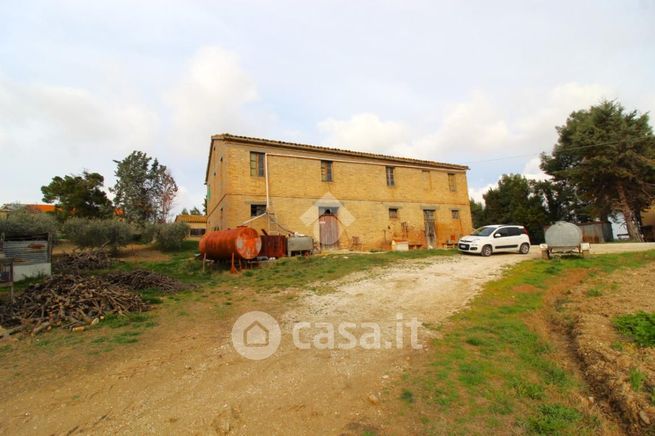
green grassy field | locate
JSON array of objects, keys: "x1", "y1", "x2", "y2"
[
  {"x1": 111, "y1": 241, "x2": 458, "y2": 292},
  {"x1": 397, "y1": 250, "x2": 655, "y2": 435}
]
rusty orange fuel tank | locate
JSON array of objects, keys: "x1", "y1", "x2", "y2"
[{"x1": 199, "y1": 227, "x2": 262, "y2": 260}]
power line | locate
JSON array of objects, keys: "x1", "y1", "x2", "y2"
[{"x1": 463, "y1": 140, "x2": 621, "y2": 165}]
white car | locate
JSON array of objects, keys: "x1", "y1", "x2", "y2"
[{"x1": 458, "y1": 225, "x2": 531, "y2": 256}]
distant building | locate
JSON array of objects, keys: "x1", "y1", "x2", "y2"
[
  {"x1": 174, "y1": 214, "x2": 207, "y2": 237},
  {"x1": 24, "y1": 204, "x2": 56, "y2": 214},
  {"x1": 0, "y1": 203, "x2": 56, "y2": 219},
  {"x1": 204, "y1": 134, "x2": 473, "y2": 250},
  {"x1": 642, "y1": 205, "x2": 655, "y2": 242}
]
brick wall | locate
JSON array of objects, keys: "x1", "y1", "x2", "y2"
[{"x1": 206, "y1": 138, "x2": 473, "y2": 250}]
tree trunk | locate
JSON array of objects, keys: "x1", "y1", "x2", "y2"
[{"x1": 617, "y1": 183, "x2": 643, "y2": 242}]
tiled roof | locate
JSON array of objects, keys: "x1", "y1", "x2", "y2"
[
  {"x1": 175, "y1": 214, "x2": 207, "y2": 224},
  {"x1": 205, "y1": 133, "x2": 469, "y2": 183},
  {"x1": 25, "y1": 204, "x2": 56, "y2": 213}
]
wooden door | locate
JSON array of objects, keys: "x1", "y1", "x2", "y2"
[
  {"x1": 319, "y1": 213, "x2": 339, "y2": 249},
  {"x1": 423, "y1": 210, "x2": 437, "y2": 248}
]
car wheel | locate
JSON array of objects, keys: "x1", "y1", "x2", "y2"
[
  {"x1": 481, "y1": 245, "x2": 492, "y2": 257},
  {"x1": 519, "y1": 243, "x2": 530, "y2": 254}
]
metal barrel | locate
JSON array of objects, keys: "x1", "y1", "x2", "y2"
[
  {"x1": 260, "y1": 234, "x2": 287, "y2": 258},
  {"x1": 199, "y1": 227, "x2": 262, "y2": 260}
]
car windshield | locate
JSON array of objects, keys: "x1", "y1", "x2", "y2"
[{"x1": 471, "y1": 226, "x2": 497, "y2": 237}]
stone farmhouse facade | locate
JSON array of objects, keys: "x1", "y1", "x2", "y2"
[{"x1": 205, "y1": 134, "x2": 473, "y2": 250}]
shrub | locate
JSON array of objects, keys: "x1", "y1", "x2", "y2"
[
  {"x1": 63, "y1": 218, "x2": 133, "y2": 252},
  {"x1": 0, "y1": 209, "x2": 59, "y2": 239},
  {"x1": 613, "y1": 312, "x2": 655, "y2": 347},
  {"x1": 138, "y1": 223, "x2": 158, "y2": 244},
  {"x1": 155, "y1": 222, "x2": 189, "y2": 250}
]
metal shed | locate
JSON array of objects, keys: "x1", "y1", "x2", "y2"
[{"x1": 0, "y1": 233, "x2": 52, "y2": 281}]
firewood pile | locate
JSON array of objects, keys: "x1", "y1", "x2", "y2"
[
  {"x1": 54, "y1": 249, "x2": 113, "y2": 273},
  {"x1": 0, "y1": 274, "x2": 148, "y2": 334},
  {"x1": 103, "y1": 270, "x2": 187, "y2": 293}
]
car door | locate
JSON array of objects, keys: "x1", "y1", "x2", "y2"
[
  {"x1": 492, "y1": 227, "x2": 514, "y2": 252},
  {"x1": 500, "y1": 227, "x2": 522, "y2": 251}
]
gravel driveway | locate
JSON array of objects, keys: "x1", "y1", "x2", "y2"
[{"x1": 2, "y1": 243, "x2": 653, "y2": 435}]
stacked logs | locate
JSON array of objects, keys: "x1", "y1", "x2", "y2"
[
  {"x1": 0, "y1": 274, "x2": 148, "y2": 334},
  {"x1": 103, "y1": 270, "x2": 187, "y2": 293},
  {"x1": 54, "y1": 250, "x2": 113, "y2": 273}
]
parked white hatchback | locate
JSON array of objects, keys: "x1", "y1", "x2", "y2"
[{"x1": 458, "y1": 225, "x2": 531, "y2": 256}]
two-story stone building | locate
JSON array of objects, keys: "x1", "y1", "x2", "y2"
[{"x1": 205, "y1": 134, "x2": 473, "y2": 250}]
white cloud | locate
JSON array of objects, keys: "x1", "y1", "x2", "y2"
[
  {"x1": 166, "y1": 47, "x2": 259, "y2": 156},
  {"x1": 317, "y1": 113, "x2": 409, "y2": 153},
  {"x1": 468, "y1": 182, "x2": 497, "y2": 204},
  {"x1": 468, "y1": 157, "x2": 551, "y2": 205},
  {"x1": 317, "y1": 82, "x2": 616, "y2": 170},
  {"x1": 512, "y1": 82, "x2": 614, "y2": 150},
  {"x1": 521, "y1": 156, "x2": 550, "y2": 181},
  {"x1": 414, "y1": 93, "x2": 512, "y2": 156},
  {"x1": 175, "y1": 185, "x2": 206, "y2": 214},
  {"x1": 0, "y1": 76, "x2": 158, "y2": 155},
  {"x1": 0, "y1": 74, "x2": 158, "y2": 203},
  {"x1": 318, "y1": 82, "x2": 617, "y2": 206}
]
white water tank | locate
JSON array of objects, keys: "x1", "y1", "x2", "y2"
[{"x1": 545, "y1": 221, "x2": 583, "y2": 247}]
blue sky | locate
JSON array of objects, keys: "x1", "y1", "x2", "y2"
[{"x1": 1, "y1": 1, "x2": 654, "y2": 212}]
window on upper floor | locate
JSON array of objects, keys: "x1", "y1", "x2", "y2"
[
  {"x1": 451, "y1": 209, "x2": 460, "y2": 220},
  {"x1": 321, "y1": 160, "x2": 333, "y2": 182},
  {"x1": 386, "y1": 166, "x2": 395, "y2": 186},
  {"x1": 251, "y1": 204, "x2": 266, "y2": 217},
  {"x1": 250, "y1": 152, "x2": 265, "y2": 177},
  {"x1": 389, "y1": 208, "x2": 399, "y2": 219},
  {"x1": 448, "y1": 173, "x2": 457, "y2": 192}
]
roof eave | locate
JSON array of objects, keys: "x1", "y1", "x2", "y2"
[{"x1": 210, "y1": 133, "x2": 469, "y2": 171}]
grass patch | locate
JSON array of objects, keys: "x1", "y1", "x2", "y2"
[
  {"x1": 613, "y1": 312, "x2": 655, "y2": 347},
  {"x1": 610, "y1": 341, "x2": 624, "y2": 351},
  {"x1": 139, "y1": 289, "x2": 164, "y2": 305},
  {"x1": 401, "y1": 250, "x2": 655, "y2": 434},
  {"x1": 526, "y1": 404, "x2": 582, "y2": 434},
  {"x1": 628, "y1": 368, "x2": 646, "y2": 391},
  {"x1": 585, "y1": 286, "x2": 603, "y2": 297},
  {"x1": 111, "y1": 330, "x2": 141, "y2": 344},
  {"x1": 511, "y1": 378, "x2": 545, "y2": 400},
  {"x1": 102, "y1": 312, "x2": 152, "y2": 329},
  {"x1": 400, "y1": 389, "x2": 415, "y2": 404}
]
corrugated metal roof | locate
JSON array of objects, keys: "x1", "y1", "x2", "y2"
[
  {"x1": 205, "y1": 133, "x2": 469, "y2": 183},
  {"x1": 1, "y1": 234, "x2": 51, "y2": 265}
]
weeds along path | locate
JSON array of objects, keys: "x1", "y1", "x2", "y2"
[{"x1": 0, "y1": 252, "x2": 530, "y2": 435}]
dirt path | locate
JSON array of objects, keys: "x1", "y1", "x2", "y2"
[
  {"x1": 589, "y1": 242, "x2": 655, "y2": 254},
  {"x1": 1, "y1": 244, "x2": 653, "y2": 435}
]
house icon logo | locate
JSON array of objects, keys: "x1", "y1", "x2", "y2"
[
  {"x1": 244, "y1": 320, "x2": 269, "y2": 347},
  {"x1": 231, "y1": 311, "x2": 281, "y2": 360}
]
